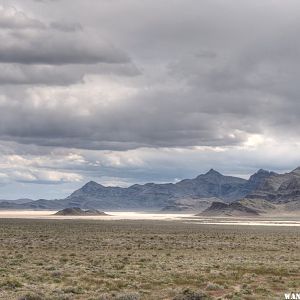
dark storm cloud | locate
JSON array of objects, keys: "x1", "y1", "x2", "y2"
[
  {"x1": 50, "y1": 22, "x2": 82, "y2": 32},
  {"x1": 0, "y1": 84, "x2": 268, "y2": 150},
  {"x1": 0, "y1": 64, "x2": 83, "y2": 85},
  {"x1": 1, "y1": 0, "x2": 300, "y2": 151},
  {"x1": 0, "y1": 63, "x2": 140, "y2": 86},
  {"x1": 1, "y1": 0, "x2": 300, "y2": 197},
  {"x1": 0, "y1": 5, "x2": 135, "y2": 86},
  {"x1": 0, "y1": 5, "x2": 129, "y2": 65},
  {"x1": 0, "y1": 30, "x2": 129, "y2": 65}
]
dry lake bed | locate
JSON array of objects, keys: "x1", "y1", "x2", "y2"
[
  {"x1": 0, "y1": 212, "x2": 299, "y2": 299},
  {"x1": 1, "y1": 210, "x2": 300, "y2": 226}
]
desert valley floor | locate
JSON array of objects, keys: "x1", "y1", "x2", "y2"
[{"x1": 0, "y1": 214, "x2": 299, "y2": 300}]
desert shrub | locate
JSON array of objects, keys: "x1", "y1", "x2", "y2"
[
  {"x1": 116, "y1": 292, "x2": 140, "y2": 300},
  {"x1": 206, "y1": 283, "x2": 224, "y2": 291},
  {"x1": 0, "y1": 277, "x2": 22, "y2": 289},
  {"x1": 96, "y1": 294, "x2": 111, "y2": 300},
  {"x1": 18, "y1": 294, "x2": 43, "y2": 300},
  {"x1": 173, "y1": 288, "x2": 210, "y2": 300},
  {"x1": 63, "y1": 286, "x2": 83, "y2": 294}
]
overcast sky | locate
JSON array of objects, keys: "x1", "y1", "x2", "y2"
[{"x1": 0, "y1": 0, "x2": 300, "y2": 199}]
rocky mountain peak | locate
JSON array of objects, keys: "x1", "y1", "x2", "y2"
[
  {"x1": 194, "y1": 169, "x2": 223, "y2": 181},
  {"x1": 256, "y1": 169, "x2": 270, "y2": 174},
  {"x1": 246, "y1": 169, "x2": 276, "y2": 190},
  {"x1": 67, "y1": 180, "x2": 106, "y2": 200},
  {"x1": 249, "y1": 169, "x2": 276, "y2": 180},
  {"x1": 83, "y1": 180, "x2": 103, "y2": 187},
  {"x1": 205, "y1": 169, "x2": 222, "y2": 176},
  {"x1": 80, "y1": 181, "x2": 105, "y2": 192}
]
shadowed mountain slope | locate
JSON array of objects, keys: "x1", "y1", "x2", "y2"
[
  {"x1": 199, "y1": 201, "x2": 260, "y2": 216},
  {"x1": 2, "y1": 167, "x2": 299, "y2": 211},
  {"x1": 246, "y1": 167, "x2": 300, "y2": 203},
  {"x1": 41, "y1": 169, "x2": 258, "y2": 210}
]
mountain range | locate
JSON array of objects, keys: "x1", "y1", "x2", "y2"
[{"x1": 1, "y1": 167, "x2": 300, "y2": 212}]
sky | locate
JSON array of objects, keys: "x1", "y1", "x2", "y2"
[{"x1": 0, "y1": 0, "x2": 300, "y2": 199}]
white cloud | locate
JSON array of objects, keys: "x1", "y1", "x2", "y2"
[{"x1": 0, "y1": 154, "x2": 83, "y2": 184}]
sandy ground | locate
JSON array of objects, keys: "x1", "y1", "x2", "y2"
[{"x1": 0, "y1": 210, "x2": 300, "y2": 226}]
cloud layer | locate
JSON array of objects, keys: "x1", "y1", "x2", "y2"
[{"x1": 0, "y1": 1, "x2": 300, "y2": 198}]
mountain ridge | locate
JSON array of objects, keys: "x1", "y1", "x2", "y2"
[
  {"x1": 0, "y1": 167, "x2": 299, "y2": 211},
  {"x1": 199, "y1": 201, "x2": 260, "y2": 217}
]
